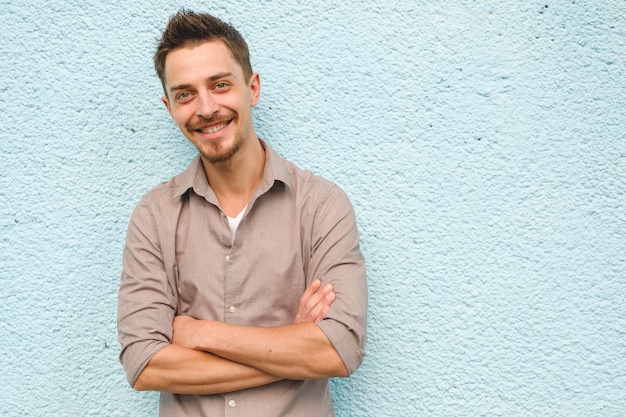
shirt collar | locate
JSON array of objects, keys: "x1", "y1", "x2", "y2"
[{"x1": 171, "y1": 139, "x2": 292, "y2": 199}]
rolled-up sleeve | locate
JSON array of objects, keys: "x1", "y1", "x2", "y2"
[
  {"x1": 117, "y1": 196, "x2": 177, "y2": 386},
  {"x1": 312, "y1": 185, "x2": 367, "y2": 375}
]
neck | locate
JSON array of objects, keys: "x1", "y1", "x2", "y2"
[{"x1": 201, "y1": 137, "x2": 265, "y2": 217}]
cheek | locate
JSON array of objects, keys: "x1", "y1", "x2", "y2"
[
  {"x1": 221, "y1": 94, "x2": 247, "y2": 111},
  {"x1": 170, "y1": 108, "x2": 191, "y2": 128}
]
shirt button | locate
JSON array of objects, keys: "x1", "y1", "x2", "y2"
[
  {"x1": 225, "y1": 255, "x2": 231, "y2": 263},
  {"x1": 228, "y1": 400, "x2": 236, "y2": 408},
  {"x1": 228, "y1": 305, "x2": 237, "y2": 313}
]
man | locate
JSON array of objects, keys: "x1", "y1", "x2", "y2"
[{"x1": 117, "y1": 9, "x2": 367, "y2": 416}]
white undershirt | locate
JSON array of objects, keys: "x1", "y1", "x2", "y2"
[{"x1": 227, "y1": 205, "x2": 247, "y2": 244}]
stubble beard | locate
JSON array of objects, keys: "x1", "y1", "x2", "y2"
[
  {"x1": 187, "y1": 113, "x2": 244, "y2": 164},
  {"x1": 201, "y1": 135, "x2": 243, "y2": 164}
]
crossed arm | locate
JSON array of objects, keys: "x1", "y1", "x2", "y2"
[{"x1": 133, "y1": 279, "x2": 347, "y2": 394}]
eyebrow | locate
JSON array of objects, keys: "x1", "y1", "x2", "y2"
[{"x1": 169, "y1": 72, "x2": 234, "y2": 93}]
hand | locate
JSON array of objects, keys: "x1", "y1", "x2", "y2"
[{"x1": 294, "y1": 279, "x2": 336, "y2": 324}]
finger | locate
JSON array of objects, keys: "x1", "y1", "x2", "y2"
[
  {"x1": 297, "y1": 280, "x2": 324, "y2": 315},
  {"x1": 303, "y1": 283, "x2": 332, "y2": 313},
  {"x1": 313, "y1": 294, "x2": 335, "y2": 322},
  {"x1": 295, "y1": 280, "x2": 321, "y2": 323},
  {"x1": 299, "y1": 279, "x2": 321, "y2": 306},
  {"x1": 295, "y1": 279, "x2": 328, "y2": 323},
  {"x1": 303, "y1": 285, "x2": 335, "y2": 322},
  {"x1": 317, "y1": 305, "x2": 331, "y2": 323}
]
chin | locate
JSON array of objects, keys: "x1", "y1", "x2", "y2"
[{"x1": 200, "y1": 141, "x2": 242, "y2": 164}]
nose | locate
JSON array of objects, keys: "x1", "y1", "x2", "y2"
[{"x1": 196, "y1": 91, "x2": 219, "y2": 118}]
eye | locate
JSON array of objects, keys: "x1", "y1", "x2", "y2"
[
  {"x1": 175, "y1": 91, "x2": 194, "y2": 103},
  {"x1": 215, "y1": 82, "x2": 229, "y2": 90}
]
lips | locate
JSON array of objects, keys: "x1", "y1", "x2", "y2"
[
  {"x1": 188, "y1": 116, "x2": 234, "y2": 136},
  {"x1": 200, "y1": 121, "x2": 229, "y2": 134}
]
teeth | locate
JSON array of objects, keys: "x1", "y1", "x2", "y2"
[{"x1": 201, "y1": 122, "x2": 227, "y2": 134}]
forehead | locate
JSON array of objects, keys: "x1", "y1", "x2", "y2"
[{"x1": 163, "y1": 40, "x2": 245, "y2": 87}]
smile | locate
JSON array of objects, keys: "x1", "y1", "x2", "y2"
[{"x1": 198, "y1": 121, "x2": 230, "y2": 134}]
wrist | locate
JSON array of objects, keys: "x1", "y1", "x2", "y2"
[{"x1": 194, "y1": 319, "x2": 219, "y2": 352}]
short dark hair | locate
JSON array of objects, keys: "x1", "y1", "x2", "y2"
[{"x1": 154, "y1": 9, "x2": 253, "y2": 92}]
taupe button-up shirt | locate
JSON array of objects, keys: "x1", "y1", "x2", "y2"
[{"x1": 118, "y1": 141, "x2": 367, "y2": 416}]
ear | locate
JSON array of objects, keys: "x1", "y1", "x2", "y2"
[
  {"x1": 161, "y1": 96, "x2": 173, "y2": 116},
  {"x1": 249, "y1": 73, "x2": 261, "y2": 107}
]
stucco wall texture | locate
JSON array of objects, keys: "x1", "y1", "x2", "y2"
[{"x1": 1, "y1": 0, "x2": 624, "y2": 416}]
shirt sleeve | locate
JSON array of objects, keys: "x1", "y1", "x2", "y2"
[
  {"x1": 311, "y1": 185, "x2": 368, "y2": 375},
  {"x1": 117, "y1": 195, "x2": 178, "y2": 386}
]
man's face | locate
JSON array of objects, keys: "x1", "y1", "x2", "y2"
[{"x1": 162, "y1": 40, "x2": 260, "y2": 164}]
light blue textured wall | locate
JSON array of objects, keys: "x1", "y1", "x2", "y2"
[{"x1": 1, "y1": 0, "x2": 624, "y2": 416}]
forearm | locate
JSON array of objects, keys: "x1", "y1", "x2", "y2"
[
  {"x1": 133, "y1": 344, "x2": 281, "y2": 394},
  {"x1": 187, "y1": 321, "x2": 348, "y2": 380}
]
